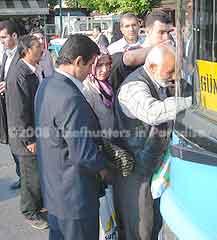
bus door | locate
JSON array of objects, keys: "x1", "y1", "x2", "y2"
[{"x1": 160, "y1": 0, "x2": 217, "y2": 239}]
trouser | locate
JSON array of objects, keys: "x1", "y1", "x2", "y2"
[
  {"x1": 151, "y1": 198, "x2": 163, "y2": 240},
  {"x1": 48, "y1": 214, "x2": 99, "y2": 240},
  {"x1": 114, "y1": 172, "x2": 154, "y2": 240},
  {"x1": 12, "y1": 153, "x2": 20, "y2": 178},
  {"x1": 17, "y1": 154, "x2": 43, "y2": 218}
]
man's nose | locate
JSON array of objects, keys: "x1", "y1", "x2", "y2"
[
  {"x1": 128, "y1": 26, "x2": 134, "y2": 31},
  {"x1": 101, "y1": 65, "x2": 107, "y2": 72}
]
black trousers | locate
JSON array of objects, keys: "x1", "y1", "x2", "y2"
[
  {"x1": 114, "y1": 173, "x2": 153, "y2": 240},
  {"x1": 151, "y1": 198, "x2": 163, "y2": 240},
  {"x1": 48, "y1": 214, "x2": 99, "y2": 240},
  {"x1": 16, "y1": 154, "x2": 43, "y2": 218},
  {"x1": 12, "y1": 153, "x2": 21, "y2": 178}
]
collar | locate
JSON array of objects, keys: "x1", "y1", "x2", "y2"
[
  {"x1": 122, "y1": 36, "x2": 144, "y2": 50},
  {"x1": 55, "y1": 68, "x2": 84, "y2": 93},
  {"x1": 5, "y1": 46, "x2": 17, "y2": 58},
  {"x1": 21, "y1": 59, "x2": 36, "y2": 73}
]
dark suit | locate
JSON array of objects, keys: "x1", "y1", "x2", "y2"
[
  {"x1": 35, "y1": 71, "x2": 107, "y2": 240},
  {"x1": 6, "y1": 59, "x2": 42, "y2": 217},
  {"x1": 0, "y1": 50, "x2": 21, "y2": 178}
]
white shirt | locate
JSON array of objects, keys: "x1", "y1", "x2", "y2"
[
  {"x1": 118, "y1": 66, "x2": 192, "y2": 126},
  {"x1": 4, "y1": 47, "x2": 17, "y2": 79},
  {"x1": 21, "y1": 59, "x2": 37, "y2": 73},
  {"x1": 55, "y1": 68, "x2": 84, "y2": 93},
  {"x1": 0, "y1": 42, "x2": 4, "y2": 66},
  {"x1": 108, "y1": 36, "x2": 144, "y2": 55}
]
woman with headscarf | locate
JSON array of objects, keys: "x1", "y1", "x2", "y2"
[
  {"x1": 83, "y1": 48, "x2": 118, "y2": 240},
  {"x1": 83, "y1": 47, "x2": 114, "y2": 131}
]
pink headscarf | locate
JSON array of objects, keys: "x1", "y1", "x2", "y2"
[{"x1": 89, "y1": 47, "x2": 114, "y2": 108}]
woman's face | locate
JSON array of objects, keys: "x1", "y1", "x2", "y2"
[{"x1": 95, "y1": 55, "x2": 111, "y2": 81}]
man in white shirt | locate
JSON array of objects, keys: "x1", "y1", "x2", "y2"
[
  {"x1": 0, "y1": 20, "x2": 21, "y2": 190},
  {"x1": 113, "y1": 44, "x2": 191, "y2": 240},
  {"x1": 108, "y1": 13, "x2": 144, "y2": 55}
]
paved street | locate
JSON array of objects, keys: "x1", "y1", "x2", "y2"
[{"x1": 0, "y1": 144, "x2": 48, "y2": 240}]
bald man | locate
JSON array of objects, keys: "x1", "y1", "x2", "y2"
[{"x1": 112, "y1": 44, "x2": 191, "y2": 240}]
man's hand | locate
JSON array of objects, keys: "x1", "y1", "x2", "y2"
[
  {"x1": 26, "y1": 143, "x2": 36, "y2": 154},
  {"x1": 0, "y1": 81, "x2": 6, "y2": 94}
]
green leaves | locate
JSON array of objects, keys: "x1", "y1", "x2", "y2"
[
  {"x1": 48, "y1": 0, "x2": 58, "y2": 8},
  {"x1": 63, "y1": 0, "x2": 152, "y2": 15}
]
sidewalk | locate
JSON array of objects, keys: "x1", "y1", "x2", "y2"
[{"x1": 0, "y1": 144, "x2": 48, "y2": 240}]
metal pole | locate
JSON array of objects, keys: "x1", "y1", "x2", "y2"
[{"x1": 60, "y1": 0, "x2": 63, "y2": 36}]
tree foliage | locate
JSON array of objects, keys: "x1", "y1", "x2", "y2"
[
  {"x1": 48, "y1": 0, "x2": 58, "y2": 8},
  {"x1": 64, "y1": 0, "x2": 153, "y2": 16}
]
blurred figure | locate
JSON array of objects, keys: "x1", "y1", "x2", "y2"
[
  {"x1": 0, "y1": 20, "x2": 21, "y2": 189},
  {"x1": 110, "y1": 22, "x2": 122, "y2": 43},
  {"x1": 92, "y1": 26, "x2": 109, "y2": 48},
  {"x1": 31, "y1": 29, "x2": 54, "y2": 81},
  {"x1": 108, "y1": 13, "x2": 144, "y2": 55}
]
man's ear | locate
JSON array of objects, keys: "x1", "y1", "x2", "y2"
[
  {"x1": 149, "y1": 63, "x2": 157, "y2": 74},
  {"x1": 12, "y1": 32, "x2": 18, "y2": 40},
  {"x1": 73, "y1": 56, "x2": 83, "y2": 66}
]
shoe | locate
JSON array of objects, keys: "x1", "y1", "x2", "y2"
[
  {"x1": 40, "y1": 208, "x2": 48, "y2": 221},
  {"x1": 25, "y1": 213, "x2": 48, "y2": 230},
  {"x1": 10, "y1": 179, "x2": 21, "y2": 190}
]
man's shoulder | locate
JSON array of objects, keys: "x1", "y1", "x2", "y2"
[{"x1": 108, "y1": 38, "x2": 125, "y2": 54}]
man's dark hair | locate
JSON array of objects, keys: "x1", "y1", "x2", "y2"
[
  {"x1": 145, "y1": 10, "x2": 172, "y2": 28},
  {"x1": 30, "y1": 28, "x2": 44, "y2": 36},
  {"x1": 120, "y1": 13, "x2": 138, "y2": 27},
  {"x1": 93, "y1": 26, "x2": 101, "y2": 33},
  {"x1": 0, "y1": 20, "x2": 21, "y2": 37},
  {"x1": 18, "y1": 35, "x2": 39, "y2": 58},
  {"x1": 56, "y1": 34, "x2": 100, "y2": 66}
]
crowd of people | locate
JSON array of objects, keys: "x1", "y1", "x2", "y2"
[{"x1": 0, "y1": 10, "x2": 191, "y2": 240}]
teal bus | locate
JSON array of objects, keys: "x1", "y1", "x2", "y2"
[{"x1": 160, "y1": 0, "x2": 217, "y2": 239}]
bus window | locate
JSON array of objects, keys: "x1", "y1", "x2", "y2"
[{"x1": 175, "y1": 0, "x2": 217, "y2": 153}]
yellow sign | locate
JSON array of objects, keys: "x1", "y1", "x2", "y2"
[{"x1": 197, "y1": 60, "x2": 217, "y2": 112}]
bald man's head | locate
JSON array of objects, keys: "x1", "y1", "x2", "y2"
[{"x1": 145, "y1": 44, "x2": 175, "y2": 87}]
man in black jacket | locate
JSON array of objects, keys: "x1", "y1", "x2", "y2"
[
  {"x1": 92, "y1": 26, "x2": 109, "y2": 48},
  {"x1": 0, "y1": 20, "x2": 21, "y2": 189},
  {"x1": 6, "y1": 35, "x2": 47, "y2": 230}
]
